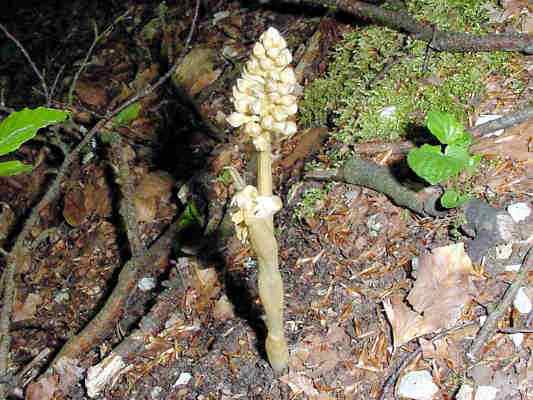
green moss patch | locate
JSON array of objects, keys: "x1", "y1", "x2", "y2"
[{"x1": 299, "y1": 0, "x2": 518, "y2": 143}]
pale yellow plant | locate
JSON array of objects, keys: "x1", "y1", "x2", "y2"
[{"x1": 227, "y1": 27, "x2": 298, "y2": 372}]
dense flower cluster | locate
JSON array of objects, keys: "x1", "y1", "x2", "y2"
[
  {"x1": 231, "y1": 185, "x2": 282, "y2": 243},
  {"x1": 226, "y1": 27, "x2": 298, "y2": 151}
]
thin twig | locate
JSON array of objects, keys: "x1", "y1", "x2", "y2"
[
  {"x1": 499, "y1": 327, "x2": 533, "y2": 334},
  {"x1": 0, "y1": 2, "x2": 200, "y2": 396},
  {"x1": 67, "y1": 11, "x2": 131, "y2": 107},
  {"x1": 0, "y1": 24, "x2": 49, "y2": 103},
  {"x1": 280, "y1": 0, "x2": 533, "y2": 53},
  {"x1": 467, "y1": 247, "x2": 533, "y2": 362},
  {"x1": 67, "y1": 23, "x2": 100, "y2": 107},
  {"x1": 13, "y1": 347, "x2": 52, "y2": 389}
]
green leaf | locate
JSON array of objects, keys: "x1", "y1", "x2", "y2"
[
  {"x1": 407, "y1": 144, "x2": 464, "y2": 185},
  {"x1": 449, "y1": 131, "x2": 472, "y2": 149},
  {"x1": 426, "y1": 111, "x2": 465, "y2": 145},
  {"x1": 0, "y1": 160, "x2": 33, "y2": 176},
  {"x1": 444, "y1": 144, "x2": 470, "y2": 166},
  {"x1": 178, "y1": 201, "x2": 203, "y2": 231},
  {"x1": 112, "y1": 102, "x2": 141, "y2": 127},
  {"x1": 0, "y1": 107, "x2": 69, "y2": 156},
  {"x1": 441, "y1": 189, "x2": 470, "y2": 209}
]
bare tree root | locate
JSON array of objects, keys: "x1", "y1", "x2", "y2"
[
  {"x1": 38, "y1": 219, "x2": 179, "y2": 379},
  {"x1": 305, "y1": 156, "x2": 445, "y2": 216},
  {"x1": 280, "y1": 0, "x2": 533, "y2": 53},
  {"x1": 467, "y1": 247, "x2": 533, "y2": 362},
  {"x1": 108, "y1": 137, "x2": 145, "y2": 258},
  {"x1": 84, "y1": 280, "x2": 187, "y2": 397}
]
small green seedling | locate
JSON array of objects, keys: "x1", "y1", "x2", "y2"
[
  {"x1": 407, "y1": 111, "x2": 480, "y2": 208},
  {"x1": 0, "y1": 107, "x2": 69, "y2": 176},
  {"x1": 112, "y1": 102, "x2": 140, "y2": 128}
]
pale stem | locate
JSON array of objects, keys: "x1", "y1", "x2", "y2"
[
  {"x1": 247, "y1": 216, "x2": 288, "y2": 373},
  {"x1": 257, "y1": 144, "x2": 273, "y2": 197}
]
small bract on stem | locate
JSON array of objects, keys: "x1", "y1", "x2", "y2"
[{"x1": 227, "y1": 26, "x2": 298, "y2": 373}]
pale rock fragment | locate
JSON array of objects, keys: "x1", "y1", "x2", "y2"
[
  {"x1": 509, "y1": 332, "x2": 524, "y2": 348},
  {"x1": 173, "y1": 372, "x2": 192, "y2": 387},
  {"x1": 513, "y1": 287, "x2": 532, "y2": 314},
  {"x1": 474, "y1": 386, "x2": 498, "y2": 400},
  {"x1": 138, "y1": 277, "x2": 157, "y2": 291},
  {"x1": 396, "y1": 370, "x2": 439, "y2": 400},
  {"x1": 507, "y1": 202, "x2": 531, "y2": 223},
  {"x1": 455, "y1": 383, "x2": 474, "y2": 400}
]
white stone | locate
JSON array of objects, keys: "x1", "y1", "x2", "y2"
[
  {"x1": 513, "y1": 287, "x2": 532, "y2": 314},
  {"x1": 510, "y1": 332, "x2": 524, "y2": 348},
  {"x1": 456, "y1": 383, "x2": 474, "y2": 400},
  {"x1": 505, "y1": 264, "x2": 521, "y2": 272},
  {"x1": 380, "y1": 106, "x2": 397, "y2": 119},
  {"x1": 474, "y1": 386, "x2": 498, "y2": 400},
  {"x1": 138, "y1": 277, "x2": 157, "y2": 292},
  {"x1": 397, "y1": 370, "x2": 439, "y2": 400},
  {"x1": 173, "y1": 372, "x2": 192, "y2": 387},
  {"x1": 507, "y1": 202, "x2": 531, "y2": 223},
  {"x1": 494, "y1": 243, "x2": 513, "y2": 259}
]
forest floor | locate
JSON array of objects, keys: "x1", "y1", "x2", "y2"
[{"x1": 0, "y1": 0, "x2": 532, "y2": 399}]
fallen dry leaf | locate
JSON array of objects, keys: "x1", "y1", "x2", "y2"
[
  {"x1": 26, "y1": 374, "x2": 59, "y2": 400},
  {"x1": 174, "y1": 47, "x2": 219, "y2": 97},
  {"x1": 133, "y1": 171, "x2": 174, "y2": 223},
  {"x1": 280, "y1": 373, "x2": 319, "y2": 397},
  {"x1": 383, "y1": 296, "x2": 434, "y2": 348},
  {"x1": 471, "y1": 121, "x2": 533, "y2": 162},
  {"x1": 63, "y1": 186, "x2": 88, "y2": 227},
  {"x1": 75, "y1": 80, "x2": 109, "y2": 109},
  {"x1": 385, "y1": 243, "x2": 477, "y2": 347},
  {"x1": 13, "y1": 293, "x2": 42, "y2": 322}
]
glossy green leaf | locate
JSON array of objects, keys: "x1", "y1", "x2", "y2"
[
  {"x1": 441, "y1": 189, "x2": 470, "y2": 208},
  {"x1": 112, "y1": 102, "x2": 140, "y2": 127},
  {"x1": 449, "y1": 131, "x2": 472, "y2": 149},
  {"x1": 0, "y1": 107, "x2": 69, "y2": 156},
  {"x1": 407, "y1": 144, "x2": 464, "y2": 185},
  {"x1": 445, "y1": 144, "x2": 470, "y2": 165},
  {"x1": 0, "y1": 160, "x2": 33, "y2": 176},
  {"x1": 426, "y1": 111, "x2": 465, "y2": 145}
]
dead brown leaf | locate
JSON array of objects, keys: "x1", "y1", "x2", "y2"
[
  {"x1": 26, "y1": 374, "x2": 59, "y2": 400},
  {"x1": 280, "y1": 373, "x2": 320, "y2": 397},
  {"x1": 383, "y1": 296, "x2": 434, "y2": 348},
  {"x1": 133, "y1": 171, "x2": 174, "y2": 223},
  {"x1": 173, "y1": 47, "x2": 219, "y2": 97},
  {"x1": 75, "y1": 80, "x2": 109, "y2": 109},
  {"x1": 384, "y1": 243, "x2": 477, "y2": 347},
  {"x1": 13, "y1": 293, "x2": 42, "y2": 322},
  {"x1": 63, "y1": 187, "x2": 88, "y2": 227}
]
